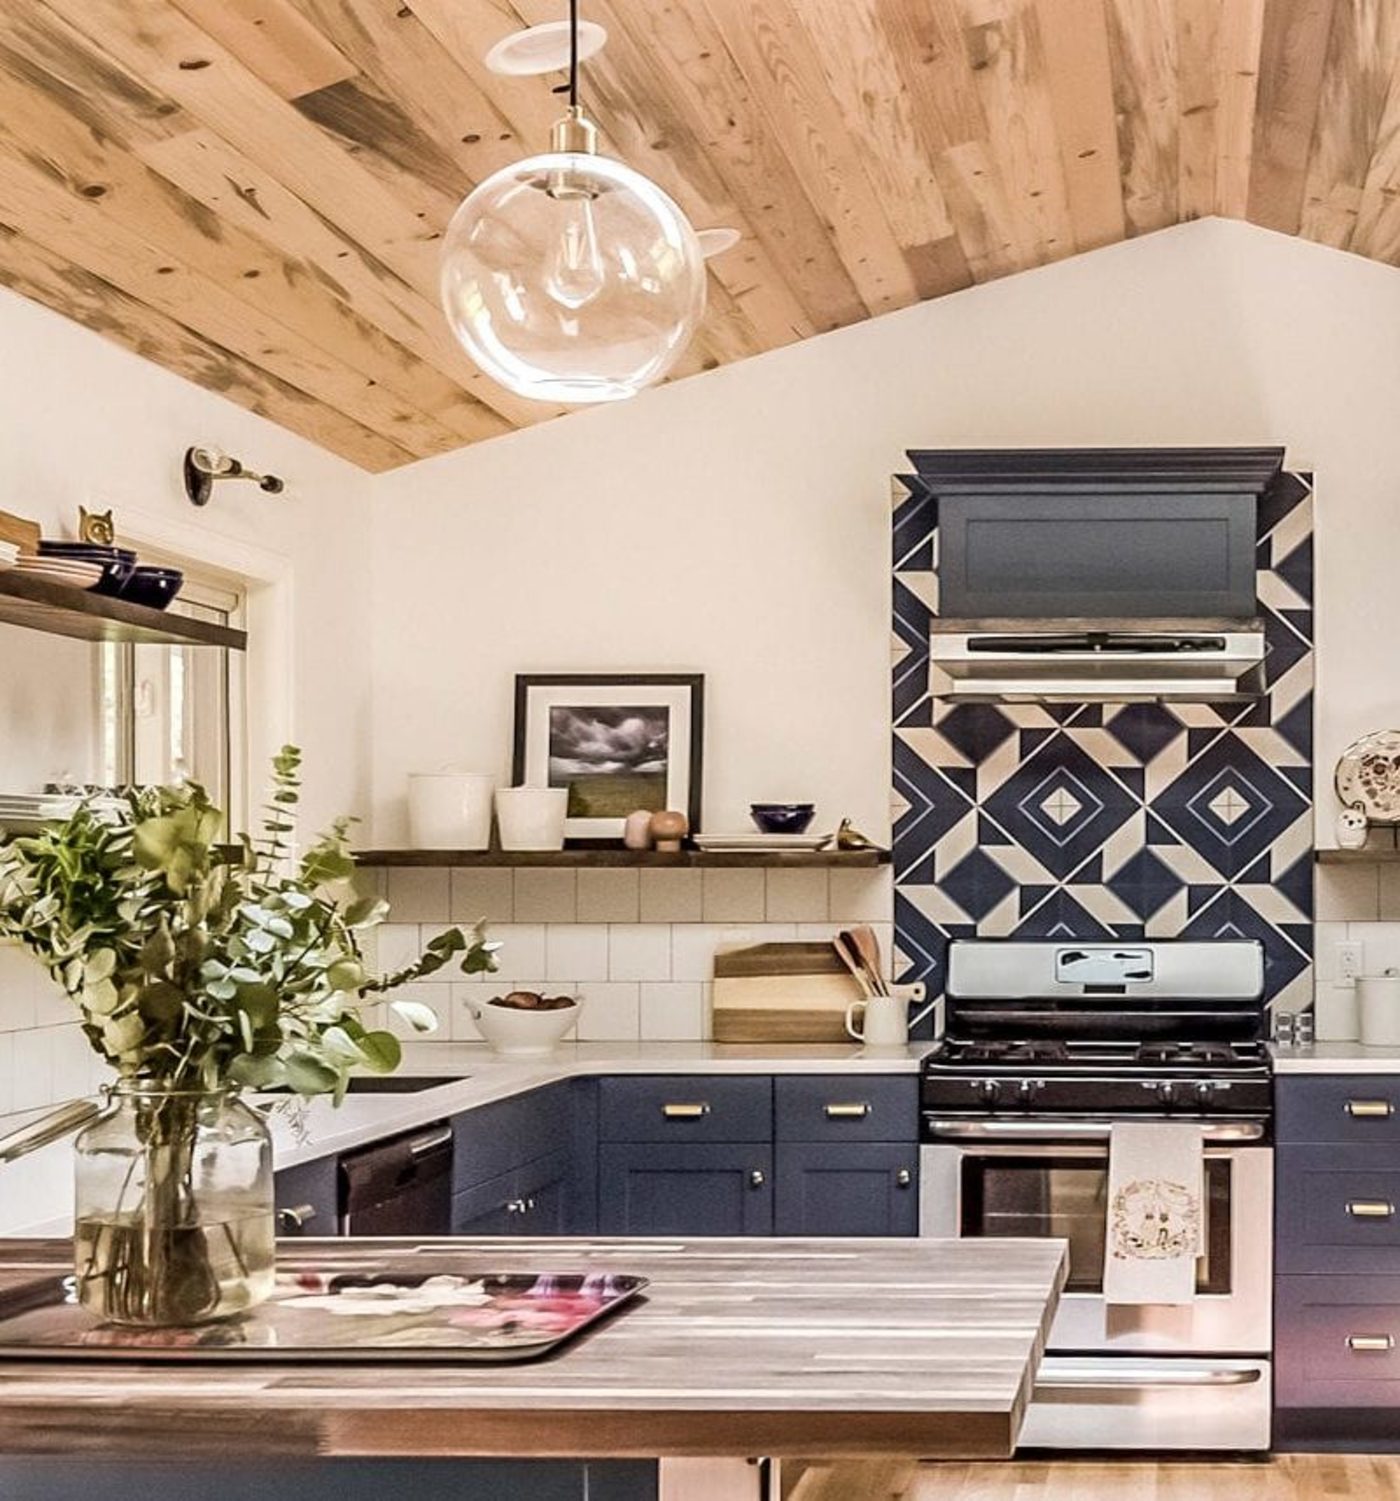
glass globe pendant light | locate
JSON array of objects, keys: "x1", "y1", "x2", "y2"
[{"x1": 440, "y1": 1, "x2": 706, "y2": 404}]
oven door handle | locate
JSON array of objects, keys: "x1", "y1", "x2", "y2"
[
  {"x1": 925, "y1": 1118, "x2": 1266, "y2": 1143},
  {"x1": 1035, "y1": 1365, "x2": 1263, "y2": 1390}
]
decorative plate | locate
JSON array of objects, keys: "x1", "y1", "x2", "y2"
[{"x1": 1336, "y1": 730, "x2": 1400, "y2": 824}]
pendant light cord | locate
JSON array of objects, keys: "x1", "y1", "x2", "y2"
[{"x1": 569, "y1": 0, "x2": 579, "y2": 108}]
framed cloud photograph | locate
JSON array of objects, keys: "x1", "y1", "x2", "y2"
[{"x1": 512, "y1": 674, "x2": 704, "y2": 843}]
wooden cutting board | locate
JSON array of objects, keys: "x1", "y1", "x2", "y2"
[
  {"x1": 712, "y1": 941, "x2": 863, "y2": 1043},
  {"x1": 0, "y1": 509, "x2": 40, "y2": 556}
]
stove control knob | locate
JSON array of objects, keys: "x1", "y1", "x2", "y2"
[
  {"x1": 976, "y1": 1079, "x2": 1002, "y2": 1105},
  {"x1": 1158, "y1": 1080, "x2": 1177, "y2": 1107},
  {"x1": 1018, "y1": 1079, "x2": 1039, "y2": 1104},
  {"x1": 1194, "y1": 1081, "x2": 1215, "y2": 1107}
]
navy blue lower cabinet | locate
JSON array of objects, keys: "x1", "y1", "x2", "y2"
[
  {"x1": 773, "y1": 1142, "x2": 918, "y2": 1237},
  {"x1": 273, "y1": 1154, "x2": 340, "y2": 1238},
  {"x1": 598, "y1": 1143, "x2": 773, "y2": 1236},
  {"x1": 451, "y1": 1149, "x2": 576, "y2": 1236}
]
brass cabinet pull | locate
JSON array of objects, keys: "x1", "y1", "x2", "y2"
[
  {"x1": 276, "y1": 1203, "x2": 317, "y2": 1232},
  {"x1": 505, "y1": 1197, "x2": 529, "y2": 1215},
  {"x1": 895, "y1": 1168, "x2": 912, "y2": 1188},
  {"x1": 824, "y1": 1102, "x2": 872, "y2": 1119},
  {"x1": 1347, "y1": 1100, "x2": 1395, "y2": 1118},
  {"x1": 1348, "y1": 1335, "x2": 1396, "y2": 1352},
  {"x1": 1347, "y1": 1200, "x2": 1396, "y2": 1219},
  {"x1": 749, "y1": 1169, "x2": 766, "y2": 1189},
  {"x1": 662, "y1": 1103, "x2": 711, "y2": 1119}
]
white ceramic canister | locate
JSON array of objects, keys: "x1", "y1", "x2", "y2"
[
  {"x1": 1358, "y1": 969, "x2": 1400, "y2": 1047},
  {"x1": 408, "y1": 771, "x2": 496, "y2": 850},
  {"x1": 495, "y1": 787, "x2": 568, "y2": 851}
]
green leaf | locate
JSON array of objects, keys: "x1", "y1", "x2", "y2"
[
  {"x1": 389, "y1": 999, "x2": 439, "y2": 1035},
  {"x1": 283, "y1": 1051, "x2": 340, "y2": 1096},
  {"x1": 357, "y1": 1030, "x2": 401, "y2": 1074},
  {"x1": 321, "y1": 1025, "x2": 367, "y2": 1062},
  {"x1": 80, "y1": 978, "x2": 120, "y2": 1016},
  {"x1": 84, "y1": 948, "x2": 116, "y2": 984},
  {"x1": 228, "y1": 1054, "x2": 285, "y2": 1090},
  {"x1": 326, "y1": 958, "x2": 365, "y2": 993},
  {"x1": 136, "y1": 980, "x2": 185, "y2": 1023}
]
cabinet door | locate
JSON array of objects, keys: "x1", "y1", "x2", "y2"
[
  {"x1": 598, "y1": 1144, "x2": 772, "y2": 1236},
  {"x1": 512, "y1": 1149, "x2": 576, "y2": 1236},
  {"x1": 774, "y1": 1142, "x2": 918, "y2": 1237},
  {"x1": 273, "y1": 1155, "x2": 339, "y2": 1238},
  {"x1": 453, "y1": 1084, "x2": 573, "y2": 1193}
]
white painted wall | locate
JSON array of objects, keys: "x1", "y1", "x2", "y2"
[{"x1": 368, "y1": 216, "x2": 1388, "y2": 850}]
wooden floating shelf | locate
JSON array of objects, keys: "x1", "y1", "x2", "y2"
[
  {"x1": 0, "y1": 569, "x2": 246, "y2": 651},
  {"x1": 355, "y1": 848, "x2": 891, "y2": 869},
  {"x1": 1317, "y1": 848, "x2": 1400, "y2": 864}
]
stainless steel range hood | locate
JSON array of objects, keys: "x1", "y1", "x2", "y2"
[
  {"x1": 905, "y1": 446, "x2": 1284, "y2": 705},
  {"x1": 930, "y1": 620, "x2": 1267, "y2": 702}
]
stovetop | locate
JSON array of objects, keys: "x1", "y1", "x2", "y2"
[
  {"x1": 926, "y1": 1037, "x2": 1269, "y2": 1076},
  {"x1": 923, "y1": 938, "x2": 1273, "y2": 1119}
]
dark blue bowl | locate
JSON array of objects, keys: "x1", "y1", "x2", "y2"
[
  {"x1": 118, "y1": 566, "x2": 184, "y2": 611},
  {"x1": 750, "y1": 802, "x2": 816, "y2": 835},
  {"x1": 39, "y1": 543, "x2": 137, "y2": 597}
]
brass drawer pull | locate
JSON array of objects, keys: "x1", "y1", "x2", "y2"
[
  {"x1": 749, "y1": 1169, "x2": 766, "y2": 1189},
  {"x1": 1347, "y1": 1200, "x2": 1396, "y2": 1219},
  {"x1": 895, "y1": 1168, "x2": 912, "y2": 1188},
  {"x1": 1348, "y1": 1335, "x2": 1396, "y2": 1352},
  {"x1": 824, "y1": 1102, "x2": 872, "y2": 1120},
  {"x1": 1347, "y1": 1100, "x2": 1395, "y2": 1118},
  {"x1": 662, "y1": 1103, "x2": 711, "y2": 1119}
]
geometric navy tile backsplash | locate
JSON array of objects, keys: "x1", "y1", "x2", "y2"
[{"x1": 891, "y1": 471, "x2": 1314, "y2": 1011}]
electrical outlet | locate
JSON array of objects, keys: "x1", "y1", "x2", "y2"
[{"x1": 1337, "y1": 940, "x2": 1364, "y2": 981}]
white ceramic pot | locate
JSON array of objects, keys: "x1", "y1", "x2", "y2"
[
  {"x1": 466, "y1": 997, "x2": 581, "y2": 1057},
  {"x1": 495, "y1": 787, "x2": 568, "y2": 851},
  {"x1": 408, "y1": 772, "x2": 495, "y2": 850}
]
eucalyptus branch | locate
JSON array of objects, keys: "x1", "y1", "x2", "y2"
[{"x1": 0, "y1": 747, "x2": 497, "y2": 1098}]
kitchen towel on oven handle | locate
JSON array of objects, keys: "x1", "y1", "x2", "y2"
[{"x1": 1102, "y1": 1121, "x2": 1204, "y2": 1307}]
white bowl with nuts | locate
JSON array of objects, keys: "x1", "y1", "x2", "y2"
[{"x1": 465, "y1": 990, "x2": 581, "y2": 1057}]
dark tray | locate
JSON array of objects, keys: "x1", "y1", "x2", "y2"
[{"x1": 0, "y1": 1268, "x2": 647, "y2": 1364}]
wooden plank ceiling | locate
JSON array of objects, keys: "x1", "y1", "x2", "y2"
[{"x1": 0, "y1": 0, "x2": 1391, "y2": 471}]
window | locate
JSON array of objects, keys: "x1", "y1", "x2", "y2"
[{"x1": 98, "y1": 567, "x2": 247, "y2": 831}]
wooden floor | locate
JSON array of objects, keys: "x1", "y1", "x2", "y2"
[{"x1": 784, "y1": 1456, "x2": 1400, "y2": 1500}]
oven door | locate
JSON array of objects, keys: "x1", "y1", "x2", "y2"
[{"x1": 919, "y1": 1126, "x2": 1272, "y2": 1355}]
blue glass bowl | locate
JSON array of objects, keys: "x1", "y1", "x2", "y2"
[
  {"x1": 117, "y1": 567, "x2": 184, "y2": 611},
  {"x1": 750, "y1": 803, "x2": 816, "y2": 835}
]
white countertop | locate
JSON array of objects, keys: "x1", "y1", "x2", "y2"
[
  {"x1": 1271, "y1": 1041, "x2": 1400, "y2": 1074},
  {"x1": 0, "y1": 1040, "x2": 933, "y2": 1236}
]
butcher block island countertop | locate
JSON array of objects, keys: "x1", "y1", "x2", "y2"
[{"x1": 0, "y1": 1236, "x2": 1067, "y2": 1462}]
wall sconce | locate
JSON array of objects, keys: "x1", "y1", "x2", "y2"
[{"x1": 183, "y1": 446, "x2": 286, "y2": 508}]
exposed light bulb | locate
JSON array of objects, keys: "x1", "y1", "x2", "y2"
[{"x1": 543, "y1": 195, "x2": 605, "y2": 310}]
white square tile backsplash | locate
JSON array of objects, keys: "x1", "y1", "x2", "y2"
[
  {"x1": 386, "y1": 866, "x2": 452, "y2": 923},
  {"x1": 514, "y1": 869, "x2": 577, "y2": 923},
  {"x1": 0, "y1": 862, "x2": 895, "y2": 1113},
  {"x1": 701, "y1": 868, "x2": 767, "y2": 922},
  {"x1": 451, "y1": 867, "x2": 515, "y2": 924},
  {"x1": 577, "y1": 869, "x2": 641, "y2": 923},
  {"x1": 608, "y1": 924, "x2": 672, "y2": 982},
  {"x1": 639, "y1": 869, "x2": 704, "y2": 923},
  {"x1": 545, "y1": 925, "x2": 610, "y2": 982},
  {"x1": 576, "y1": 981, "x2": 640, "y2": 1040}
]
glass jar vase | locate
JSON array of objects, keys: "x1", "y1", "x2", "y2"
[{"x1": 73, "y1": 1083, "x2": 275, "y2": 1326}]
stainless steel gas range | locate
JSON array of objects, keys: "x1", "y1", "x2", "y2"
[{"x1": 919, "y1": 939, "x2": 1273, "y2": 1452}]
